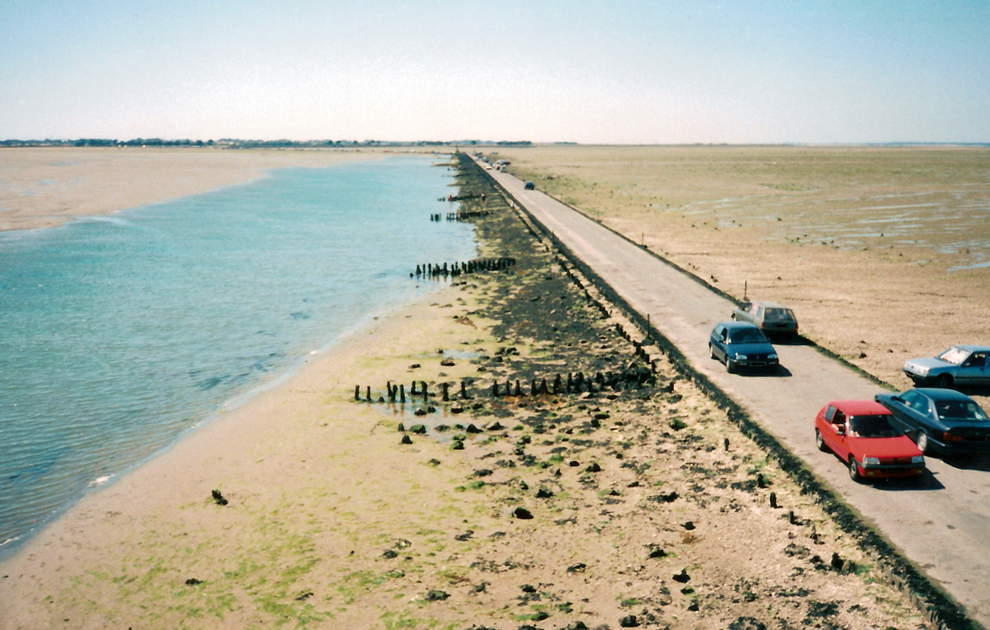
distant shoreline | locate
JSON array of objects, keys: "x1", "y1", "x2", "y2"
[{"x1": 0, "y1": 147, "x2": 427, "y2": 234}]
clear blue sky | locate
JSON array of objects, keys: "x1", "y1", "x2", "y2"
[{"x1": 2, "y1": 0, "x2": 988, "y2": 144}]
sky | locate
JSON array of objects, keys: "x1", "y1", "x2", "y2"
[{"x1": 1, "y1": 0, "x2": 989, "y2": 144}]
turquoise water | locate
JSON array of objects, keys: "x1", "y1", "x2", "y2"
[{"x1": 0, "y1": 156, "x2": 475, "y2": 557}]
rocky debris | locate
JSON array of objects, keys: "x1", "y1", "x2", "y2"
[
  {"x1": 211, "y1": 489, "x2": 228, "y2": 506},
  {"x1": 513, "y1": 507, "x2": 534, "y2": 519},
  {"x1": 672, "y1": 568, "x2": 691, "y2": 583},
  {"x1": 184, "y1": 578, "x2": 203, "y2": 586},
  {"x1": 619, "y1": 615, "x2": 640, "y2": 627},
  {"x1": 400, "y1": 435, "x2": 413, "y2": 445},
  {"x1": 425, "y1": 589, "x2": 449, "y2": 601}
]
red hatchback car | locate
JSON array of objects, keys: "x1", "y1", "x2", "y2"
[{"x1": 815, "y1": 400, "x2": 925, "y2": 482}]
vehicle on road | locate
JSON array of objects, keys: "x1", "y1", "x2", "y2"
[
  {"x1": 815, "y1": 400, "x2": 925, "y2": 482},
  {"x1": 730, "y1": 301, "x2": 798, "y2": 340},
  {"x1": 902, "y1": 345, "x2": 990, "y2": 389},
  {"x1": 875, "y1": 388, "x2": 990, "y2": 456},
  {"x1": 523, "y1": 181, "x2": 535, "y2": 190},
  {"x1": 708, "y1": 322, "x2": 778, "y2": 373}
]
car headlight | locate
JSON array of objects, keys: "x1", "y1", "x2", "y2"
[
  {"x1": 911, "y1": 456, "x2": 925, "y2": 465},
  {"x1": 735, "y1": 354, "x2": 748, "y2": 360},
  {"x1": 863, "y1": 456, "x2": 880, "y2": 466},
  {"x1": 912, "y1": 365, "x2": 929, "y2": 376},
  {"x1": 768, "y1": 353, "x2": 778, "y2": 360}
]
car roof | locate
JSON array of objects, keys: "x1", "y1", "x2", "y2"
[
  {"x1": 828, "y1": 400, "x2": 891, "y2": 415},
  {"x1": 911, "y1": 388, "x2": 978, "y2": 403},
  {"x1": 746, "y1": 301, "x2": 790, "y2": 309},
  {"x1": 718, "y1": 321, "x2": 761, "y2": 331},
  {"x1": 952, "y1": 344, "x2": 990, "y2": 352}
]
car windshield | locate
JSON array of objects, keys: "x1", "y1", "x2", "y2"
[
  {"x1": 848, "y1": 415, "x2": 901, "y2": 437},
  {"x1": 935, "y1": 401, "x2": 990, "y2": 422},
  {"x1": 728, "y1": 329, "x2": 769, "y2": 344},
  {"x1": 937, "y1": 347, "x2": 969, "y2": 365},
  {"x1": 764, "y1": 308, "x2": 795, "y2": 322}
]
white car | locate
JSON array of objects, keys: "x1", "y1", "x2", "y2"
[{"x1": 903, "y1": 345, "x2": 990, "y2": 389}]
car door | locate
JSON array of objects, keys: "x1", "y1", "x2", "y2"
[
  {"x1": 734, "y1": 303, "x2": 753, "y2": 324},
  {"x1": 957, "y1": 352, "x2": 988, "y2": 386},
  {"x1": 821, "y1": 406, "x2": 849, "y2": 459},
  {"x1": 711, "y1": 325, "x2": 728, "y2": 360},
  {"x1": 886, "y1": 391, "x2": 927, "y2": 435}
]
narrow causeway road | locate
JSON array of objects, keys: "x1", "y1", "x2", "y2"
[{"x1": 483, "y1": 160, "x2": 990, "y2": 628}]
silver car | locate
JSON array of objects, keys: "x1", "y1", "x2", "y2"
[
  {"x1": 731, "y1": 301, "x2": 798, "y2": 340},
  {"x1": 903, "y1": 345, "x2": 990, "y2": 389}
]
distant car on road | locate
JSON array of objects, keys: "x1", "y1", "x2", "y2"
[
  {"x1": 731, "y1": 301, "x2": 798, "y2": 340},
  {"x1": 523, "y1": 181, "x2": 535, "y2": 190},
  {"x1": 708, "y1": 322, "x2": 778, "y2": 373},
  {"x1": 902, "y1": 345, "x2": 990, "y2": 389},
  {"x1": 815, "y1": 399, "x2": 925, "y2": 482},
  {"x1": 875, "y1": 388, "x2": 990, "y2": 456}
]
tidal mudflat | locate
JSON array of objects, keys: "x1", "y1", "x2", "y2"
[{"x1": 497, "y1": 145, "x2": 990, "y2": 410}]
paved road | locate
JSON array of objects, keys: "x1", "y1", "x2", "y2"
[{"x1": 483, "y1": 161, "x2": 990, "y2": 628}]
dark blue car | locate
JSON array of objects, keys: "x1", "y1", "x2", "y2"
[
  {"x1": 875, "y1": 388, "x2": 990, "y2": 456},
  {"x1": 709, "y1": 322, "x2": 779, "y2": 373}
]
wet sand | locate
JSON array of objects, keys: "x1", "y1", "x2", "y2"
[{"x1": 0, "y1": 147, "x2": 397, "y2": 233}]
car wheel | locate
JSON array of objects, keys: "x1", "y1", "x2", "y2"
[
  {"x1": 916, "y1": 431, "x2": 930, "y2": 455},
  {"x1": 935, "y1": 373, "x2": 952, "y2": 389},
  {"x1": 709, "y1": 344, "x2": 716, "y2": 360},
  {"x1": 848, "y1": 458, "x2": 863, "y2": 483},
  {"x1": 815, "y1": 430, "x2": 828, "y2": 452}
]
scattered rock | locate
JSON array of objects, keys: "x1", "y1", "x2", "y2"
[
  {"x1": 411, "y1": 424, "x2": 427, "y2": 434},
  {"x1": 185, "y1": 578, "x2": 203, "y2": 586},
  {"x1": 513, "y1": 507, "x2": 534, "y2": 519},
  {"x1": 584, "y1": 462, "x2": 602, "y2": 473},
  {"x1": 619, "y1": 614, "x2": 640, "y2": 627},
  {"x1": 520, "y1": 583, "x2": 537, "y2": 593},
  {"x1": 211, "y1": 490, "x2": 228, "y2": 506},
  {"x1": 425, "y1": 589, "x2": 449, "y2": 601},
  {"x1": 672, "y1": 569, "x2": 691, "y2": 583},
  {"x1": 382, "y1": 549, "x2": 398, "y2": 559},
  {"x1": 401, "y1": 435, "x2": 413, "y2": 445},
  {"x1": 567, "y1": 563, "x2": 586, "y2": 573},
  {"x1": 536, "y1": 488, "x2": 554, "y2": 499}
]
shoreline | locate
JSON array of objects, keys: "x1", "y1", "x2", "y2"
[{"x1": 0, "y1": 147, "x2": 416, "y2": 234}]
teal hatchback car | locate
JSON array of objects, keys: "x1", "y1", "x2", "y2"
[{"x1": 709, "y1": 322, "x2": 779, "y2": 373}]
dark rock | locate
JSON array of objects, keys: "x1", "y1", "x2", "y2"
[
  {"x1": 682, "y1": 521, "x2": 695, "y2": 530},
  {"x1": 566, "y1": 563, "x2": 586, "y2": 573},
  {"x1": 455, "y1": 530, "x2": 474, "y2": 541},
  {"x1": 520, "y1": 584, "x2": 537, "y2": 593},
  {"x1": 728, "y1": 617, "x2": 767, "y2": 630},
  {"x1": 475, "y1": 469, "x2": 493, "y2": 477},
  {"x1": 536, "y1": 488, "x2": 554, "y2": 499},
  {"x1": 411, "y1": 424, "x2": 427, "y2": 434},
  {"x1": 414, "y1": 408, "x2": 428, "y2": 417},
  {"x1": 648, "y1": 546, "x2": 667, "y2": 558},
  {"x1": 211, "y1": 489, "x2": 228, "y2": 506},
  {"x1": 466, "y1": 423, "x2": 483, "y2": 433},
  {"x1": 512, "y1": 507, "x2": 534, "y2": 519},
  {"x1": 428, "y1": 458, "x2": 441, "y2": 466},
  {"x1": 565, "y1": 623, "x2": 588, "y2": 630},
  {"x1": 452, "y1": 440, "x2": 465, "y2": 450},
  {"x1": 397, "y1": 423, "x2": 405, "y2": 432},
  {"x1": 619, "y1": 614, "x2": 640, "y2": 627},
  {"x1": 487, "y1": 421, "x2": 504, "y2": 431},
  {"x1": 383, "y1": 549, "x2": 398, "y2": 559},
  {"x1": 185, "y1": 578, "x2": 203, "y2": 585},
  {"x1": 672, "y1": 569, "x2": 691, "y2": 583},
  {"x1": 585, "y1": 462, "x2": 602, "y2": 473},
  {"x1": 401, "y1": 435, "x2": 413, "y2": 445},
  {"x1": 830, "y1": 552, "x2": 844, "y2": 570},
  {"x1": 425, "y1": 589, "x2": 449, "y2": 601}
]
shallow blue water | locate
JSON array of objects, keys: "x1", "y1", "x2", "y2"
[{"x1": 0, "y1": 156, "x2": 475, "y2": 557}]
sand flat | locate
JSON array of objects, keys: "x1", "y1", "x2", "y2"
[{"x1": 0, "y1": 147, "x2": 395, "y2": 233}]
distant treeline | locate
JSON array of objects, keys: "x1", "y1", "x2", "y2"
[{"x1": 0, "y1": 138, "x2": 535, "y2": 148}]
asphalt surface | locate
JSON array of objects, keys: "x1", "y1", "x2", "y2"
[{"x1": 483, "y1": 161, "x2": 990, "y2": 628}]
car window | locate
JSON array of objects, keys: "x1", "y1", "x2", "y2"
[
  {"x1": 963, "y1": 352, "x2": 987, "y2": 367},
  {"x1": 938, "y1": 347, "x2": 969, "y2": 365},
  {"x1": 849, "y1": 414, "x2": 900, "y2": 437},
  {"x1": 764, "y1": 309, "x2": 793, "y2": 322},
  {"x1": 935, "y1": 401, "x2": 990, "y2": 422},
  {"x1": 729, "y1": 329, "x2": 769, "y2": 344},
  {"x1": 900, "y1": 391, "x2": 929, "y2": 414},
  {"x1": 825, "y1": 406, "x2": 837, "y2": 422}
]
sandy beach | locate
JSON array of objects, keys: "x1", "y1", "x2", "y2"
[
  {"x1": 0, "y1": 147, "x2": 404, "y2": 233},
  {"x1": 0, "y1": 150, "x2": 954, "y2": 629}
]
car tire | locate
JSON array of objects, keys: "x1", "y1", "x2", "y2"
[
  {"x1": 848, "y1": 458, "x2": 863, "y2": 483},
  {"x1": 935, "y1": 373, "x2": 952, "y2": 389},
  {"x1": 815, "y1": 430, "x2": 828, "y2": 452},
  {"x1": 916, "y1": 431, "x2": 930, "y2": 455},
  {"x1": 709, "y1": 344, "x2": 716, "y2": 360}
]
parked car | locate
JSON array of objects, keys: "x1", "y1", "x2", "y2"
[
  {"x1": 815, "y1": 400, "x2": 925, "y2": 482},
  {"x1": 875, "y1": 388, "x2": 990, "y2": 456},
  {"x1": 523, "y1": 181, "x2": 535, "y2": 190},
  {"x1": 708, "y1": 322, "x2": 778, "y2": 373},
  {"x1": 731, "y1": 301, "x2": 798, "y2": 339},
  {"x1": 902, "y1": 345, "x2": 990, "y2": 389}
]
